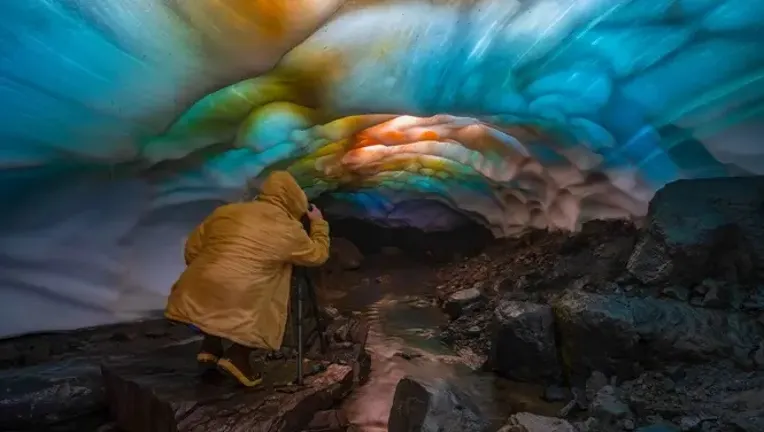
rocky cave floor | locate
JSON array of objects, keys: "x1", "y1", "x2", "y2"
[
  {"x1": 434, "y1": 219, "x2": 764, "y2": 432},
  {"x1": 1, "y1": 177, "x2": 764, "y2": 432}
]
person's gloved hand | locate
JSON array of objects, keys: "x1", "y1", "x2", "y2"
[{"x1": 307, "y1": 204, "x2": 324, "y2": 221}]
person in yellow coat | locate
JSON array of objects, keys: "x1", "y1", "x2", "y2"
[{"x1": 165, "y1": 170, "x2": 330, "y2": 387}]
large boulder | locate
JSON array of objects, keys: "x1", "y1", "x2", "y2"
[
  {"x1": 490, "y1": 300, "x2": 561, "y2": 383},
  {"x1": 627, "y1": 177, "x2": 764, "y2": 286},
  {"x1": 102, "y1": 312, "x2": 370, "y2": 432},
  {"x1": 388, "y1": 376, "x2": 489, "y2": 432},
  {"x1": 102, "y1": 343, "x2": 355, "y2": 432},
  {"x1": 553, "y1": 291, "x2": 762, "y2": 381}
]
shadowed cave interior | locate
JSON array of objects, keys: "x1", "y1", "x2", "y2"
[{"x1": 1, "y1": 1, "x2": 764, "y2": 432}]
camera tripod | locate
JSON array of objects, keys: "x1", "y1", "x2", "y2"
[{"x1": 292, "y1": 266, "x2": 328, "y2": 385}]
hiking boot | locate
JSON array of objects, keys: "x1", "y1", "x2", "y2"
[
  {"x1": 197, "y1": 335, "x2": 224, "y2": 367},
  {"x1": 218, "y1": 343, "x2": 263, "y2": 388}
]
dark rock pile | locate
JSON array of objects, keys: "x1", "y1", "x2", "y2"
[
  {"x1": 432, "y1": 177, "x2": 764, "y2": 432},
  {"x1": 0, "y1": 310, "x2": 370, "y2": 432}
]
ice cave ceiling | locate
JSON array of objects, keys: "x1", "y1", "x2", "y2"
[{"x1": 0, "y1": 0, "x2": 763, "y2": 337}]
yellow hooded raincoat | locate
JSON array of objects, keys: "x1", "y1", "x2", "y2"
[{"x1": 165, "y1": 171, "x2": 330, "y2": 350}]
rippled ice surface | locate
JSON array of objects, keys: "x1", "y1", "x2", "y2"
[{"x1": 327, "y1": 256, "x2": 563, "y2": 431}]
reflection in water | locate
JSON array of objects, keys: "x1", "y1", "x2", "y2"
[{"x1": 327, "y1": 256, "x2": 563, "y2": 431}]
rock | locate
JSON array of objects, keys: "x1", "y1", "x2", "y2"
[
  {"x1": 621, "y1": 363, "x2": 764, "y2": 431},
  {"x1": 553, "y1": 291, "x2": 761, "y2": 381},
  {"x1": 689, "y1": 296, "x2": 704, "y2": 307},
  {"x1": 699, "y1": 280, "x2": 727, "y2": 309},
  {"x1": 491, "y1": 300, "x2": 561, "y2": 383},
  {"x1": 627, "y1": 177, "x2": 764, "y2": 286},
  {"x1": 322, "y1": 307, "x2": 341, "y2": 321},
  {"x1": 466, "y1": 326, "x2": 481, "y2": 336},
  {"x1": 661, "y1": 286, "x2": 690, "y2": 302},
  {"x1": 500, "y1": 412, "x2": 575, "y2": 432},
  {"x1": 679, "y1": 416, "x2": 701, "y2": 431},
  {"x1": 730, "y1": 410, "x2": 764, "y2": 432},
  {"x1": 742, "y1": 288, "x2": 764, "y2": 311},
  {"x1": 543, "y1": 385, "x2": 570, "y2": 403},
  {"x1": 330, "y1": 237, "x2": 364, "y2": 270},
  {"x1": 0, "y1": 358, "x2": 107, "y2": 430},
  {"x1": 444, "y1": 287, "x2": 483, "y2": 319},
  {"x1": 305, "y1": 410, "x2": 349, "y2": 431},
  {"x1": 589, "y1": 386, "x2": 631, "y2": 420},
  {"x1": 636, "y1": 425, "x2": 680, "y2": 432},
  {"x1": 585, "y1": 371, "x2": 608, "y2": 401},
  {"x1": 395, "y1": 350, "x2": 423, "y2": 361},
  {"x1": 102, "y1": 343, "x2": 355, "y2": 432},
  {"x1": 575, "y1": 417, "x2": 598, "y2": 432},
  {"x1": 622, "y1": 418, "x2": 636, "y2": 430},
  {"x1": 388, "y1": 376, "x2": 489, "y2": 432}
]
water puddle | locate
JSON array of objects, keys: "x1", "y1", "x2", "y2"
[{"x1": 327, "y1": 256, "x2": 564, "y2": 431}]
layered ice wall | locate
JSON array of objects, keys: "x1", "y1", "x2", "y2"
[{"x1": 0, "y1": 0, "x2": 762, "y2": 337}]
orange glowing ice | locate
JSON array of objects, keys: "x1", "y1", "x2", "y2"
[
  {"x1": 418, "y1": 130, "x2": 440, "y2": 141},
  {"x1": 213, "y1": 0, "x2": 290, "y2": 38},
  {"x1": 382, "y1": 130, "x2": 405, "y2": 142}
]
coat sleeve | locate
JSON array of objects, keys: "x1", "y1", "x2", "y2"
[
  {"x1": 184, "y1": 222, "x2": 206, "y2": 265},
  {"x1": 288, "y1": 219, "x2": 331, "y2": 267}
]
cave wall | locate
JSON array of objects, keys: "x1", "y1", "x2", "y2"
[{"x1": 0, "y1": 0, "x2": 763, "y2": 337}]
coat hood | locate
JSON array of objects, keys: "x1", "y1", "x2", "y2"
[{"x1": 256, "y1": 171, "x2": 308, "y2": 219}]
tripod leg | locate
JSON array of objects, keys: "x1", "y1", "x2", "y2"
[
  {"x1": 304, "y1": 274, "x2": 327, "y2": 353},
  {"x1": 296, "y1": 279, "x2": 304, "y2": 385}
]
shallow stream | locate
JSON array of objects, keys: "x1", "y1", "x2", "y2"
[{"x1": 327, "y1": 254, "x2": 563, "y2": 431}]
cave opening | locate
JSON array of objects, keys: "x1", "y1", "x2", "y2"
[{"x1": 314, "y1": 193, "x2": 496, "y2": 262}]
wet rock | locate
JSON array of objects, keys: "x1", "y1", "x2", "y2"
[
  {"x1": 500, "y1": 412, "x2": 575, "y2": 432},
  {"x1": 444, "y1": 287, "x2": 483, "y2": 319},
  {"x1": 553, "y1": 291, "x2": 761, "y2": 381},
  {"x1": 0, "y1": 358, "x2": 107, "y2": 430},
  {"x1": 491, "y1": 300, "x2": 561, "y2": 383},
  {"x1": 322, "y1": 306, "x2": 341, "y2": 321},
  {"x1": 543, "y1": 385, "x2": 570, "y2": 403},
  {"x1": 627, "y1": 177, "x2": 764, "y2": 286},
  {"x1": 102, "y1": 343, "x2": 355, "y2": 432},
  {"x1": 589, "y1": 386, "x2": 631, "y2": 421},
  {"x1": 388, "y1": 376, "x2": 489, "y2": 432},
  {"x1": 661, "y1": 286, "x2": 689, "y2": 302},
  {"x1": 394, "y1": 350, "x2": 423, "y2": 361},
  {"x1": 622, "y1": 418, "x2": 636, "y2": 430}
]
